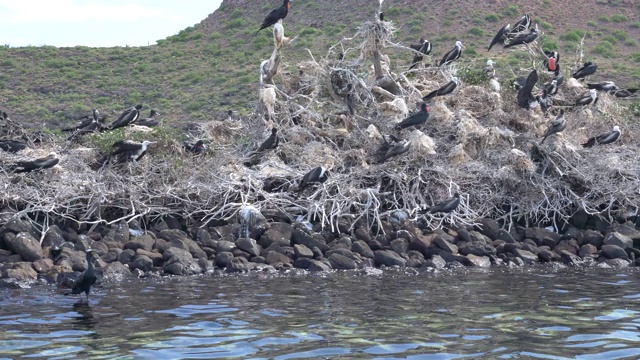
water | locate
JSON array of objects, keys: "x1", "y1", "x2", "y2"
[{"x1": 1, "y1": 267, "x2": 639, "y2": 359}]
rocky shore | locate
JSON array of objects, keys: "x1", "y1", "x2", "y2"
[{"x1": 1, "y1": 210, "x2": 639, "y2": 285}]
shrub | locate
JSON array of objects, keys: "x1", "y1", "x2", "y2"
[
  {"x1": 602, "y1": 35, "x2": 617, "y2": 44},
  {"x1": 630, "y1": 22, "x2": 640, "y2": 28},
  {"x1": 611, "y1": 30, "x2": 627, "y2": 40},
  {"x1": 592, "y1": 41, "x2": 615, "y2": 57},
  {"x1": 598, "y1": 15, "x2": 610, "y2": 22},
  {"x1": 504, "y1": 5, "x2": 519, "y2": 17},
  {"x1": 611, "y1": 14, "x2": 628, "y2": 23},
  {"x1": 485, "y1": 14, "x2": 499, "y2": 22},
  {"x1": 467, "y1": 27, "x2": 484, "y2": 37},
  {"x1": 560, "y1": 30, "x2": 582, "y2": 42}
]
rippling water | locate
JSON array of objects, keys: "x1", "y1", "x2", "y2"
[{"x1": 1, "y1": 267, "x2": 639, "y2": 359}]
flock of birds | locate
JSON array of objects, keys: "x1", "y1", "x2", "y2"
[{"x1": 2, "y1": 0, "x2": 638, "y2": 303}]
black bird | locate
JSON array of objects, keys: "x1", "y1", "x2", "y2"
[
  {"x1": 543, "y1": 75, "x2": 563, "y2": 96},
  {"x1": 136, "y1": 109, "x2": 160, "y2": 127},
  {"x1": 62, "y1": 109, "x2": 101, "y2": 132},
  {"x1": 375, "y1": 135, "x2": 411, "y2": 164},
  {"x1": 572, "y1": 62, "x2": 597, "y2": 80},
  {"x1": 297, "y1": 166, "x2": 329, "y2": 196},
  {"x1": 67, "y1": 112, "x2": 107, "y2": 141},
  {"x1": 517, "y1": 70, "x2": 539, "y2": 109},
  {"x1": 109, "y1": 140, "x2": 154, "y2": 163},
  {"x1": 6, "y1": 152, "x2": 59, "y2": 173},
  {"x1": 544, "y1": 50, "x2": 560, "y2": 74},
  {"x1": 379, "y1": 12, "x2": 384, "y2": 21},
  {"x1": 582, "y1": 126, "x2": 621, "y2": 148},
  {"x1": 0, "y1": 139, "x2": 27, "y2": 153},
  {"x1": 541, "y1": 110, "x2": 566, "y2": 144},
  {"x1": 512, "y1": 76, "x2": 527, "y2": 90},
  {"x1": 421, "y1": 193, "x2": 461, "y2": 214},
  {"x1": 345, "y1": 83, "x2": 356, "y2": 116},
  {"x1": 422, "y1": 78, "x2": 459, "y2": 101},
  {"x1": 537, "y1": 89, "x2": 552, "y2": 113},
  {"x1": 396, "y1": 102, "x2": 430, "y2": 130},
  {"x1": 612, "y1": 88, "x2": 637, "y2": 98},
  {"x1": 184, "y1": 140, "x2": 207, "y2": 154},
  {"x1": 504, "y1": 24, "x2": 539, "y2": 48},
  {"x1": 65, "y1": 249, "x2": 97, "y2": 303},
  {"x1": 256, "y1": 128, "x2": 279, "y2": 152},
  {"x1": 256, "y1": 0, "x2": 291, "y2": 34},
  {"x1": 576, "y1": 89, "x2": 598, "y2": 106},
  {"x1": 409, "y1": 39, "x2": 432, "y2": 70},
  {"x1": 587, "y1": 81, "x2": 618, "y2": 92},
  {"x1": 409, "y1": 37, "x2": 425, "y2": 51},
  {"x1": 439, "y1": 41, "x2": 463, "y2": 66},
  {"x1": 488, "y1": 24, "x2": 510, "y2": 51},
  {"x1": 109, "y1": 104, "x2": 143, "y2": 130},
  {"x1": 510, "y1": 14, "x2": 531, "y2": 34}
]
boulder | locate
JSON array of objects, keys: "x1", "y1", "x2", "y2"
[
  {"x1": 215, "y1": 252, "x2": 234, "y2": 268},
  {"x1": 265, "y1": 251, "x2": 292, "y2": 266},
  {"x1": 131, "y1": 255, "x2": 154, "y2": 272},
  {"x1": 293, "y1": 244, "x2": 314, "y2": 259},
  {"x1": 235, "y1": 238, "x2": 262, "y2": 257},
  {"x1": 434, "y1": 237, "x2": 458, "y2": 254},
  {"x1": 102, "y1": 261, "x2": 132, "y2": 282},
  {"x1": 328, "y1": 253, "x2": 357, "y2": 270},
  {"x1": 163, "y1": 247, "x2": 202, "y2": 275},
  {"x1": 373, "y1": 250, "x2": 406, "y2": 267},
  {"x1": 5, "y1": 232, "x2": 43, "y2": 261},
  {"x1": 390, "y1": 238, "x2": 409, "y2": 255},
  {"x1": 260, "y1": 222, "x2": 293, "y2": 248},
  {"x1": 352, "y1": 240, "x2": 374, "y2": 258},
  {"x1": 291, "y1": 228, "x2": 329, "y2": 252},
  {"x1": 227, "y1": 257, "x2": 254, "y2": 273},
  {"x1": 604, "y1": 232, "x2": 633, "y2": 250},
  {"x1": 424, "y1": 254, "x2": 446, "y2": 269},
  {"x1": 459, "y1": 242, "x2": 496, "y2": 257},
  {"x1": 101, "y1": 222, "x2": 130, "y2": 247},
  {"x1": 466, "y1": 254, "x2": 491, "y2": 268},
  {"x1": 325, "y1": 248, "x2": 357, "y2": 260},
  {"x1": 513, "y1": 248, "x2": 538, "y2": 264},
  {"x1": 32, "y1": 258, "x2": 54, "y2": 273},
  {"x1": 354, "y1": 226, "x2": 371, "y2": 242},
  {"x1": 308, "y1": 259, "x2": 332, "y2": 272},
  {"x1": 136, "y1": 249, "x2": 164, "y2": 266},
  {"x1": 3, "y1": 262, "x2": 38, "y2": 281},
  {"x1": 124, "y1": 234, "x2": 155, "y2": 252},
  {"x1": 579, "y1": 244, "x2": 598, "y2": 258},
  {"x1": 475, "y1": 218, "x2": 501, "y2": 240},
  {"x1": 118, "y1": 249, "x2": 136, "y2": 265},
  {"x1": 600, "y1": 245, "x2": 628, "y2": 260},
  {"x1": 42, "y1": 225, "x2": 66, "y2": 248},
  {"x1": 582, "y1": 230, "x2": 604, "y2": 248}
]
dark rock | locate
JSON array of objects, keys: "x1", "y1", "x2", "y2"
[
  {"x1": 119, "y1": 249, "x2": 136, "y2": 265},
  {"x1": 604, "y1": 232, "x2": 633, "y2": 249},
  {"x1": 264, "y1": 243, "x2": 286, "y2": 255},
  {"x1": 612, "y1": 223, "x2": 640, "y2": 242},
  {"x1": 368, "y1": 240, "x2": 383, "y2": 251},
  {"x1": 251, "y1": 256, "x2": 266, "y2": 264},
  {"x1": 326, "y1": 248, "x2": 357, "y2": 260},
  {"x1": 604, "y1": 258, "x2": 630, "y2": 268},
  {"x1": 101, "y1": 222, "x2": 130, "y2": 247},
  {"x1": 409, "y1": 235, "x2": 433, "y2": 256},
  {"x1": 124, "y1": 235, "x2": 155, "y2": 252},
  {"x1": 292, "y1": 228, "x2": 329, "y2": 252},
  {"x1": 390, "y1": 238, "x2": 409, "y2": 255},
  {"x1": 5, "y1": 232, "x2": 43, "y2": 262},
  {"x1": 558, "y1": 250, "x2": 581, "y2": 266},
  {"x1": 232, "y1": 248, "x2": 251, "y2": 259},
  {"x1": 504, "y1": 243, "x2": 522, "y2": 253},
  {"x1": 337, "y1": 218, "x2": 351, "y2": 234},
  {"x1": 293, "y1": 244, "x2": 314, "y2": 258},
  {"x1": 496, "y1": 229, "x2": 516, "y2": 243},
  {"x1": 235, "y1": 238, "x2": 261, "y2": 257},
  {"x1": 265, "y1": 251, "x2": 292, "y2": 265},
  {"x1": 195, "y1": 228, "x2": 215, "y2": 248},
  {"x1": 466, "y1": 254, "x2": 491, "y2": 268},
  {"x1": 163, "y1": 247, "x2": 202, "y2": 275},
  {"x1": 583, "y1": 230, "x2": 604, "y2": 248},
  {"x1": 469, "y1": 231, "x2": 490, "y2": 244},
  {"x1": 540, "y1": 236, "x2": 560, "y2": 248},
  {"x1": 434, "y1": 238, "x2": 458, "y2": 254},
  {"x1": 91, "y1": 241, "x2": 109, "y2": 257},
  {"x1": 459, "y1": 242, "x2": 496, "y2": 257},
  {"x1": 215, "y1": 252, "x2": 234, "y2": 268},
  {"x1": 227, "y1": 257, "x2": 254, "y2": 273},
  {"x1": 395, "y1": 230, "x2": 414, "y2": 242},
  {"x1": 260, "y1": 222, "x2": 293, "y2": 248},
  {"x1": 308, "y1": 259, "x2": 332, "y2": 272},
  {"x1": 216, "y1": 239, "x2": 236, "y2": 253},
  {"x1": 570, "y1": 209, "x2": 589, "y2": 229},
  {"x1": 131, "y1": 255, "x2": 153, "y2": 272},
  {"x1": 351, "y1": 240, "x2": 374, "y2": 258},
  {"x1": 408, "y1": 250, "x2": 425, "y2": 261},
  {"x1": 42, "y1": 225, "x2": 66, "y2": 248},
  {"x1": 513, "y1": 249, "x2": 538, "y2": 264},
  {"x1": 294, "y1": 257, "x2": 313, "y2": 269},
  {"x1": 354, "y1": 226, "x2": 371, "y2": 242},
  {"x1": 328, "y1": 254, "x2": 357, "y2": 270},
  {"x1": 562, "y1": 227, "x2": 584, "y2": 243},
  {"x1": 73, "y1": 235, "x2": 93, "y2": 252},
  {"x1": 475, "y1": 218, "x2": 501, "y2": 240},
  {"x1": 406, "y1": 258, "x2": 425, "y2": 268},
  {"x1": 521, "y1": 243, "x2": 539, "y2": 254},
  {"x1": 0, "y1": 216, "x2": 34, "y2": 239},
  {"x1": 433, "y1": 230, "x2": 456, "y2": 244},
  {"x1": 102, "y1": 261, "x2": 131, "y2": 281},
  {"x1": 101, "y1": 251, "x2": 119, "y2": 264},
  {"x1": 438, "y1": 251, "x2": 469, "y2": 264},
  {"x1": 136, "y1": 249, "x2": 163, "y2": 266},
  {"x1": 457, "y1": 228, "x2": 472, "y2": 243},
  {"x1": 553, "y1": 241, "x2": 578, "y2": 255},
  {"x1": 526, "y1": 227, "x2": 561, "y2": 247},
  {"x1": 538, "y1": 249, "x2": 560, "y2": 262},
  {"x1": 3, "y1": 262, "x2": 38, "y2": 281},
  {"x1": 374, "y1": 250, "x2": 406, "y2": 267},
  {"x1": 579, "y1": 244, "x2": 598, "y2": 258},
  {"x1": 600, "y1": 245, "x2": 629, "y2": 260},
  {"x1": 32, "y1": 258, "x2": 54, "y2": 273}
]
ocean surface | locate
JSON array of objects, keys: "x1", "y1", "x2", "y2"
[{"x1": 1, "y1": 267, "x2": 639, "y2": 359}]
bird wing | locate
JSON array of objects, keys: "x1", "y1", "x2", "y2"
[
  {"x1": 488, "y1": 24, "x2": 508, "y2": 50},
  {"x1": 438, "y1": 81, "x2": 457, "y2": 96},
  {"x1": 597, "y1": 130, "x2": 619, "y2": 144},
  {"x1": 517, "y1": 70, "x2": 538, "y2": 108}
]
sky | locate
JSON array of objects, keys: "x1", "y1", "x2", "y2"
[{"x1": 0, "y1": 0, "x2": 223, "y2": 47}]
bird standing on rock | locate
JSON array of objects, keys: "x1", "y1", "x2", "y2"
[
  {"x1": 256, "y1": 0, "x2": 291, "y2": 34},
  {"x1": 65, "y1": 249, "x2": 97, "y2": 303}
]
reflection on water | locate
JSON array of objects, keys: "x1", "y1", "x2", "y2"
[{"x1": 1, "y1": 268, "x2": 639, "y2": 359}]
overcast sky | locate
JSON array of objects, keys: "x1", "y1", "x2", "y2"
[{"x1": 0, "y1": 0, "x2": 223, "y2": 47}]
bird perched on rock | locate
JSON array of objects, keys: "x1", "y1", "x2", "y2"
[
  {"x1": 5, "y1": 152, "x2": 59, "y2": 173},
  {"x1": 184, "y1": 140, "x2": 207, "y2": 154},
  {"x1": 0, "y1": 139, "x2": 28, "y2": 153},
  {"x1": 109, "y1": 104, "x2": 143, "y2": 130},
  {"x1": 582, "y1": 126, "x2": 621, "y2": 148},
  {"x1": 396, "y1": 102, "x2": 429, "y2": 130},
  {"x1": 422, "y1": 78, "x2": 459, "y2": 101},
  {"x1": 572, "y1": 62, "x2": 597, "y2": 80},
  {"x1": 136, "y1": 109, "x2": 160, "y2": 127},
  {"x1": 65, "y1": 249, "x2": 97, "y2": 303},
  {"x1": 256, "y1": 0, "x2": 291, "y2": 34},
  {"x1": 296, "y1": 166, "x2": 329, "y2": 197},
  {"x1": 109, "y1": 140, "x2": 154, "y2": 163},
  {"x1": 408, "y1": 38, "x2": 432, "y2": 70},
  {"x1": 540, "y1": 110, "x2": 566, "y2": 144},
  {"x1": 375, "y1": 135, "x2": 411, "y2": 164},
  {"x1": 576, "y1": 89, "x2": 598, "y2": 106},
  {"x1": 439, "y1": 41, "x2": 463, "y2": 66},
  {"x1": 421, "y1": 193, "x2": 461, "y2": 214},
  {"x1": 488, "y1": 24, "x2": 510, "y2": 51}
]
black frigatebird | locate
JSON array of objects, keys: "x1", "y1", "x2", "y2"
[
  {"x1": 109, "y1": 140, "x2": 154, "y2": 163},
  {"x1": 540, "y1": 110, "x2": 566, "y2": 144},
  {"x1": 136, "y1": 109, "x2": 160, "y2": 127},
  {"x1": 517, "y1": 70, "x2": 539, "y2": 109},
  {"x1": 510, "y1": 14, "x2": 531, "y2": 34},
  {"x1": 422, "y1": 78, "x2": 459, "y2": 101},
  {"x1": 375, "y1": 135, "x2": 411, "y2": 164},
  {"x1": 488, "y1": 24, "x2": 510, "y2": 51},
  {"x1": 409, "y1": 39, "x2": 432, "y2": 70},
  {"x1": 396, "y1": 102, "x2": 430, "y2": 130},
  {"x1": 544, "y1": 50, "x2": 560, "y2": 74},
  {"x1": 65, "y1": 249, "x2": 97, "y2": 303},
  {"x1": 421, "y1": 193, "x2": 461, "y2": 214},
  {"x1": 504, "y1": 24, "x2": 539, "y2": 48},
  {"x1": 62, "y1": 109, "x2": 101, "y2": 132},
  {"x1": 109, "y1": 104, "x2": 143, "y2": 130},
  {"x1": 184, "y1": 140, "x2": 207, "y2": 154},
  {"x1": 587, "y1": 81, "x2": 618, "y2": 92},
  {"x1": 576, "y1": 89, "x2": 598, "y2": 106},
  {"x1": 439, "y1": 41, "x2": 463, "y2": 66},
  {"x1": 582, "y1": 126, "x2": 621, "y2": 148},
  {"x1": 0, "y1": 139, "x2": 28, "y2": 153},
  {"x1": 256, "y1": 128, "x2": 279, "y2": 152},
  {"x1": 256, "y1": 0, "x2": 291, "y2": 34},
  {"x1": 537, "y1": 89, "x2": 552, "y2": 113},
  {"x1": 572, "y1": 62, "x2": 597, "y2": 80},
  {"x1": 6, "y1": 152, "x2": 59, "y2": 173},
  {"x1": 297, "y1": 166, "x2": 329, "y2": 197},
  {"x1": 345, "y1": 83, "x2": 356, "y2": 116},
  {"x1": 543, "y1": 75, "x2": 563, "y2": 96}
]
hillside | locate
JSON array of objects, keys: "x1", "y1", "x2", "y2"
[{"x1": 0, "y1": 0, "x2": 638, "y2": 128}]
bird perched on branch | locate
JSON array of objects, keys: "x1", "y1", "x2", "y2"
[
  {"x1": 439, "y1": 41, "x2": 463, "y2": 66},
  {"x1": 582, "y1": 126, "x2": 621, "y2": 148},
  {"x1": 5, "y1": 152, "x2": 59, "y2": 173},
  {"x1": 375, "y1": 135, "x2": 411, "y2": 164},
  {"x1": 540, "y1": 110, "x2": 566, "y2": 144},
  {"x1": 504, "y1": 24, "x2": 539, "y2": 48},
  {"x1": 488, "y1": 24, "x2": 510, "y2": 51},
  {"x1": 136, "y1": 109, "x2": 160, "y2": 127},
  {"x1": 256, "y1": 128, "x2": 279, "y2": 153},
  {"x1": 109, "y1": 140, "x2": 155, "y2": 163},
  {"x1": 510, "y1": 14, "x2": 531, "y2": 35},
  {"x1": 572, "y1": 62, "x2": 597, "y2": 80},
  {"x1": 296, "y1": 166, "x2": 329, "y2": 197},
  {"x1": 396, "y1": 102, "x2": 429, "y2": 130},
  {"x1": 420, "y1": 193, "x2": 461, "y2": 214},
  {"x1": 408, "y1": 38, "x2": 432, "y2": 70},
  {"x1": 65, "y1": 249, "x2": 97, "y2": 303},
  {"x1": 422, "y1": 78, "x2": 459, "y2": 101},
  {"x1": 256, "y1": 0, "x2": 291, "y2": 34},
  {"x1": 109, "y1": 104, "x2": 143, "y2": 130}
]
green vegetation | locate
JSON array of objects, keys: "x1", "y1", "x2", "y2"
[
  {"x1": 503, "y1": 5, "x2": 519, "y2": 17},
  {"x1": 610, "y1": 14, "x2": 628, "y2": 23},
  {"x1": 485, "y1": 14, "x2": 499, "y2": 22}
]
